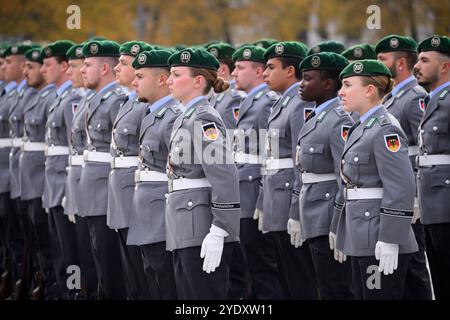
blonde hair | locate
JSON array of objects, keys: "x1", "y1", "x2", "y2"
[
  {"x1": 360, "y1": 75, "x2": 394, "y2": 99},
  {"x1": 189, "y1": 67, "x2": 230, "y2": 94}
]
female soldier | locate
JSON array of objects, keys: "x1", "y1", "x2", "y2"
[
  {"x1": 335, "y1": 60, "x2": 418, "y2": 299},
  {"x1": 165, "y1": 48, "x2": 240, "y2": 299}
]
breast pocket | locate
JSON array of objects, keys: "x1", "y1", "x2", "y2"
[
  {"x1": 345, "y1": 151, "x2": 370, "y2": 182},
  {"x1": 269, "y1": 173, "x2": 293, "y2": 220},
  {"x1": 26, "y1": 115, "x2": 45, "y2": 138},
  {"x1": 48, "y1": 115, "x2": 63, "y2": 142},
  {"x1": 91, "y1": 120, "x2": 110, "y2": 143},
  {"x1": 142, "y1": 140, "x2": 161, "y2": 165},
  {"x1": 267, "y1": 128, "x2": 285, "y2": 157},
  {"x1": 302, "y1": 182, "x2": 338, "y2": 228},
  {"x1": 115, "y1": 124, "x2": 138, "y2": 150},
  {"x1": 299, "y1": 143, "x2": 324, "y2": 172},
  {"x1": 429, "y1": 121, "x2": 449, "y2": 153}
]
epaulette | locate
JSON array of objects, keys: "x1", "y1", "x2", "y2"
[
  {"x1": 333, "y1": 107, "x2": 348, "y2": 117},
  {"x1": 439, "y1": 89, "x2": 448, "y2": 100},
  {"x1": 365, "y1": 117, "x2": 377, "y2": 128},
  {"x1": 412, "y1": 85, "x2": 426, "y2": 95},
  {"x1": 396, "y1": 90, "x2": 405, "y2": 98},
  {"x1": 155, "y1": 106, "x2": 168, "y2": 118},
  {"x1": 19, "y1": 88, "x2": 25, "y2": 97},
  {"x1": 60, "y1": 89, "x2": 69, "y2": 99},
  {"x1": 9, "y1": 90, "x2": 16, "y2": 97},
  {"x1": 236, "y1": 90, "x2": 246, "y2": 98},
  {"x1": 281, "y1": 95, "x2": 291, "y2": 107},
  {"x1": 115, "y1": 86, "x2": 126, "y2": 96},
  {"x1": 185, "y1": 107, "x2": 196, "y2": 118},
  {"x1": 266, "y1": 91, "x2": 279, "y2": 101},
  {"x1": 41, "y1": 90, "x2": 50, "y2": 98},
  {"x1": 254, "y1": 90, "x2": 264, "y2": 100},
  {"x1": 196, "y1": 104, "x2": 209, "y2": 115},
  {"x1": 378, "y1": 114, "x2": 392, "y2": 126},
  {"x1": 102, "y1": 91, "x2": 113, "y2": 100},
  {"x1": 316, "y1": 110, "x2": 328, "y2": 122},
  {"x1": 86, "y1": 91, "x2": 96, "y2": 101}
]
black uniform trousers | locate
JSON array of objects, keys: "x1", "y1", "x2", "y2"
[
  {"x1": 351, "y1": 253, "x2": 412, "y2": 300},
  {"x1": 238, "y1": 218, "x2": 283, "y2": 299},
  {"x1": 227, "y1": 241, "x2": 250, "y2": 300},
  {"x1": 86, "y1": 215, "x2": 126, "y2": 299},
  {"x1": 308, "y1": 236, "x2": 354, "y2": 299},
  {"x1": 140, "y1": 241, "x2": 177, "y2": 300},
  {"x1": 272, "y1": 231, "x2": 318, "y2": 299},
  {"x1": 117, "y1": 228, "x2": 152, "y2": 299},
  {"x1": 173, "y1": 242, "x2": 234, "y2": 300}
]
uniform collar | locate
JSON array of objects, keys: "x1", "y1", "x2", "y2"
[
  {"x1": 360, "y1": 104, "x2": 383, "y2": 123},
  {"x1": 391, "y1": 76, "x2": 415, "y2": 97},
  {"x1": 315, "y1": 96, "x2": 340, "y2": 115},
  {"x1": 39, "y1": 83, "x2": 56, "y2": 93},
  {"x1": 180, "y1": 95, "x2": 206, "y2": 113},
  {"x1": 97, "y1": 80, "x2": 117, "y2": 96},
  {"x1": 246, "y1": 83, "x2": 267, "y2": 97},
  {"x1": 17, "y1": 79, "x2": 27, "y2": 92},
  {"x1": 429, "y1": 80, "x2": 450, "y2": 100},
  {"x1": 281, "y1": 81, "x2": 300, "y2": 97},
  {"x1": 128, "y1": 90, "x2": 137, "y2": 101},
  {"x1": 4, "y1": 81, "x2": 17, "y2": 93},
  {"x1": 148, "y1": 94, "x2": 173, "y2": 114},
  {"x1": 56, "y1": 80, "x2": 72, "y2": 96}
]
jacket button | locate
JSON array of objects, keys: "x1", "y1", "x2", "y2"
[
  {"x1": 52, "y1": 122, "x2": 55, "y2": 127},
  {"x1": 364, "y1": 211, "x2": 370, "y2": 217},
  {"x1": 248, "y1": 175, "x2": 252, "y2": 180},
  {"x1": 309, "y1": 147, "x2": 314, "y2": 153},
  {"x1": 13, "y1": 116, "x2": 17, "y2": 120},
  {"x1": 325, "y1": 193, "x2": 330, "y2": 198},
  {"x1": 285, "y1": 182, "x2": 290, "y2": 187},
  {"x1": 165, "y1": 193, "x2": 169, "y2": 199},
  {"x1": 174, "y1": 147, "x2": 180, "y2": 152},
  {"x1": 433, "y1": 126, "x2": 438, "y2": 131},
  {"x1": 233, "y1": 129, "x2": 239, "y2": 136},
  {"x1": 420, "y1": 129, "x2": 424, "y2": 133},
  {"x1": 445, "y1": 179, "x2": 450, "y2": 185},
  {"x1": 32, "y1": 119, "x2": 35, "y2": 124},
  {"x1": 146, "y1": 146, "x2": 150, "y2": 151},
  {"x1": 88, "y1": 125, "x2": 92, "y2": 129},
  {"x1": 354, "y1": 157, "x2": 359, "y2": 162},
  {"x1": 123, "y1": 128, "x2": 128, "y2": 133},
  {"x1": 341, "y1": 159, "x2": 345, "y2": 164},
  {"x1": 113, "y1": 129, "x2": 116, "y2": 133},
  {"x1": 188, "y1": 201, "x2": 193, "y2": 207},
  {"x1": 97, "y1": 123, "x2": 101, "y2": 128},
  {"x1": 272, "y1": 131, "x2": 277, "y2": 136}
]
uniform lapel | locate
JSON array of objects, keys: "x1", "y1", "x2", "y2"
[
  {"x1": 113, "y1": 97, "x2": 134, "y2": 126},
  {"x1": 268, "y1": 83, "x2": 298, "y2": 124},
  {"x1": 420, "y1": 84, "x2": 450, "y2": 125}
]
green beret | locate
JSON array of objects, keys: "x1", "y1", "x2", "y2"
[
  {"x1": 4, "y1": 44, "x2": 33, "y2": 56},
  {"x1": 307, "y1": 40, "x2": 346, "y2": 55},
  {"x1": 82, "y1": 40, "x2": 120, "y2": 58},
  {"x1": 25, "y1": 47, "x2": 43, "y2": 64},
  {"x1": 264, "y1": 41, "x2": 309, "y2": 61},
  {"x1": 203, "y1": 40, "x2": 221, "y2": 49},
  {"x1": 0, "y1": 45, "x2": 7, "y2": 58},
  {"x1": 174, "y1": 44, "x2": 188, "y2": 51},
  {"x1": 342, "y1": 44, "x2": 377, "y2": 60},
  {"x1": 232, "y1": 45, "x2": 266, "y2": 63},
  {"x1": 168, "y1": 47, "x2": 220, "y2": 71},
  {"x1": 300, "y1": 52, "x2": 349, "y2": 72},
  {"x1": 339, "y1": 59, "x2": 392, "y2": 81},
  {"x1": 417, "y1": 35, "x2": 450, "y2": 54},
  {"x1": 132, "y1": 49, "x2": 173, "y2": 69},
  {"x1": 252, "y1": 39, "x2": 278, "y2": 49},
  {"x1": 88, "y1": 35, "x2": 107, "y2": 41},
  {"x1": 375, "y1": 35, "x2": 417, "y2": 54},
  {"x1": 119, "y1": 41, "x2": 153, "y2": 57},
  {"x1": 42, "y1": 40, "x2": 75, "y2": 59},
  {"x1": 66, "y1": 44, "x2": 85, "y2": 60},
  {"x1": 206, "y1": 42, "x2": 235, "y2": 60}
]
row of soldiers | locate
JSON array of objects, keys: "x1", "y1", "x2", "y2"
[{"x1": 0, "y1": 34, "x2": 449, "y2": 300}]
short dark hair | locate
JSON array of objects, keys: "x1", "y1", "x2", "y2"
[
  {"x1": 394, "y1": 51, "x2": 418, "y2": 71},
  {"x1": 319, "y1": 69, "x2": 342, "y2": 92},
  {"x1": 54, "y1": 55, "x2": 69, "y2": 64},
  {"x1": 220, "y1": 58, "x2": 235, "y2": 74},
  {"x1": 278, "y1": 56, "x2": 303, "y2": 80}
]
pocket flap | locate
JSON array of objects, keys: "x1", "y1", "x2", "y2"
[
  {"x1": 143, "y1": 140, "x2": 160, "y2": 152},
  {"x1": 175, "y1": 190, "x2": 210, "y2": 211},
  {"x1": 302, "y1": 143, "x2": 324, "y2": 155}
]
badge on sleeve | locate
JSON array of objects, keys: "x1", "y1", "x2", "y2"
[
  {"x1": 341, "y1": 125, "x2": 351, "y2": 142},
  {"x1": 303, "y1": 107, "x2": 314, "y2": 121},
  {"x1": 232, "y1": 107, "x2": 240, "y2": 121},
  {"x1": 202, "y1": 122, "x2": 219, "y2": 141},
  {"x1": 384, "y1": 134, "x2": 400, "y2": 152},
  {"x1": 418, "y1": 98, "x2": 425, "y2": 112}
]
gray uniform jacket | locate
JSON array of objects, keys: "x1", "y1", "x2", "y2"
[
  {"x1": 417, "y1": 83, "x2": 450, "y2": 225},
  {"x1": 166, "y1": 97, "x2": 240, "y2": 251},
  {"x1": 107, "y1": 96, "x2": 148, "y2": 229},
  {"x1": 19, "y1": 85, "x2": 57, "y2": 200},
  {"x1": 212, "y1": 81, "x2": 246, "y2": 130},
  {"x1": 291, "y1": 98, "x2": 354, "y2": 239},
  {"x1": 127, "y1": 97, "x2": 180, "y2": 246},
  {"x1": 335, "y1": 106, "x2": 418, "y2": 257},
  {"x1": 260, "y1": 83, "x2": 314, "y2": 232},
  {"x1": 233, "y1": 85, "x2": 278, "y2": 219},
  {"x1": 78, "y1": 83, "x2": 127, "y2": 217},
  {"x1": 43, "y1": 85, "x2": 81, "y2": 209},
  {"x1": 64, "y1": 90, "x2": 94, "y2": 215}
]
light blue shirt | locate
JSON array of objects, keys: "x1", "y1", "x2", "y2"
[
  {"x1": 246, "y1": 83, "x2": 267, "y2": 98},
  {"x1": 39, "y1": 83, "x2": 56, "y2": 93},
  {"x1": 4, "y1": 81, "x2": 17, "y2": 93},
  {"x1": 391, "y1": 76, "x2": 416, "y2": 97},
  {"x1": 97, "y1": 80, "x2": 117, "y2": 96},
  {"x1": 17, "y1": 79, "x2": 27, "y2": 92},
  {"x1": 315, "y1": 97, "x2": 340, "y2": 115},
  {"x1": 148, "y1": 95, "x2": 173, "y2": 114},
  {"x1": 180, "y1": 95, "x2": 206, "y2": 113},
  {"x1": 56, "y1": 80, "x2": 72, "y2": 97},
  {"x1": 360, "y1": 104, "x2": 383, "y2": 123},
  {"x1": 128, "y1": 90, "x2": 136, "y2": 101},
  {"x1": 429, "y1": 80, "x2": 450, "y2": 100},
  {"x1": 282, "y1": 81, "x2": 299, "y2": 97}
]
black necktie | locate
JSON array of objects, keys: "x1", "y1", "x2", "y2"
[
  {"x1": 424, "y1": 95, "x2": 430, "y2": 110},
  {"x1": 346, "y1": 120, "x2": 361, "y2": 139},
  {"x1": 305, "y1": 109, "x2": 316, "y2": 123}
]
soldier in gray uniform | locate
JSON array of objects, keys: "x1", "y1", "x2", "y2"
[
  {"x1": 376, "y1": 35, "x2": 432, "y2": 300},
  {"x1": 229, "y1": 45, "x2": 283, "y2": 299},
  {"x1": 79, "y1": 40, "x2": 126, "y2": 299},
  {"x1": 257, "y1": 41, "x2": 317, "y2": 299},
  {"x1": 127, "y1": 49, "x2": 179, "y2": 300},
  {"x1": 207, "y1": 43, "x2": 246, "y2": 129},
  {"x1": 166, "y1": 48, "x2": 240, "y2": 299},
  {"x1": 289, "y1": 52, "x2": 354, "y2": 299},
  {"x1": 414, "y1": 35, "x2": 450, "y2": 300},
  {"x1": 107, "y1": 41, "x2": 153, "y2": 300},
  {"x1": 336, "y1": 60, "x2": 418, "y2": 299}
]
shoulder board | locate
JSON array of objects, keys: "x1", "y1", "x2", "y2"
[
  {"x1": 396, "y1": 90, "x2": 405, "y2": 98},
  {"x1": 378, "y1": 114, "x2": 392, "y2": 126},
  {"x1": 196, "y1": 104, "x2": 208, "y2": 115},
  {"x1": 41, "y1": 90, "x2": 50, "y2": 98},
  {"x1": 19, "y1": 88, "x2": 25, "y2": 97},
  {"x1": 412, "y1": 85, "x2": 426, "y2": 95},
  {"x1": 236, "y1": 90, "x2": 246, "y2": 98},
  {"x1": 255, "y1": 90, "x2": 264, "y2": 100},
  {"x1": 60, "y1": 90, "x2": 69, "y2": 99},
  {"x1": 365, "y1": 117, "x2": 377, "y2": 128},
  {"x1": 333, "y1": 107, "x2": 347, "y2": 117},
  {"x1": 86, "y1": 91, "x2": 96, "y2": 101},
  {"x1": 155, "y1": 106, "x2": 168, "y2": 118},
  {"x1": 281, "y1": 95, "x2": 291, "y2": 107},
  {"x1": 216, "y1": 92, "x2": 225, "y2": 102},
  {"x1": 8, "y1": 90, "x2": 16, "y2": 97},
  {"x1": 115, "y1": 87, "x2": 126, "y2": 96},
  {"x1": 266, "y1": 91, "x2": 279, "y2": 101},
  {"x1": 439, "y1": 90, "x2": 448, "y2": 99},
  {"x1": 185, "y1": 107, "x2": 196, "y2": 118},
  {"x1": 316, "y1": 110, "x2": 327, "y2": 122},
  {"x1": 102, "y1": 91, "x2": 113, "y2": 100}
]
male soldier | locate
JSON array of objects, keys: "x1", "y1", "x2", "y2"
[
  {"x1": 252, "y1": 39, "x2": 278, "y2": 49},
  {"x1": 207, "y1": 43, "x2": 246, "y2": 129},
  {"x1": 0, "y1": 44, "x2": 7, "y2": 297},
  {"x1": 307, "y1": 40, "x2": 346, "y2": 56},
  {"x1": 230, "y1": 45, "x2": 283, "y2": 299},
  {"x1": 414, "y1": 35, "x2": 450, "y2": 300},
  {"x1": 257, "y1": 41, "x2": 317, "y2": 299},
  {"x1": 127, "y1": 49, "x2": 179, "y2": 299},
  {"x1": 79, "y1": 40, "x2": 127, "y2": 299},
  {"x1": 108, "y1": 41, "x2": 153, "y2": 300},
  {"x1": 40, "y1": 40, "x2": 82, "y2": 300},
  {"x1": 20, "y1": 46, "x2": 58, "y2": 299},
  {"x1": 376, "y1": 34, "x2": 432, "y2": 300},
  {"x1": 342, "y1": 44, "x2": 377, "y2": 62}
]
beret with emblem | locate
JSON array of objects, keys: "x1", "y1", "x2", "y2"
[
  {"x1": 42, "y1": 40, "x2": 75, "y2": 59},
  {"x1": 252, "y1": 38, "x2": 278, "y2": 49},
  {"x1": 168, "y1": 47, "x2": 220, "y2": 71},
  {"x1": 4, "y1": 44, "x2": 33, "y2": 56},
  {"x1": 342, "y1": 44, "x2": 377, "y2": 60},
  {"x1": 25, "y1": 47, "x2": 43, "y2": 64},
  {"x1": 417, "y1": 35, "x2": 450, "y2": 54},
  {"x1": 207, "y1": 42, "x2": 235, "y2": 60},
  {"x1": 339, "y1": 59, "x2": 392, "y2": 81},
  {"x1": 264, "y1": 41, "x2": 309, "y2": 61},
  {"x1": 375, "y1": 35, "x2": 417, "y2": 54},
  {"x1": 82, "y1": 40, "x2": 120, "y2": 58},
  {"x1": 232, "y1": 45, "x2": 266, "y2": 63},
  {"x1": 307, "y1": 40, "x2": 346, "y2": 55},
  {"x1": 120, "y1": 41, "x2": 153, "y2": 57},
  {"x1": 66, "y1": 43, "x2": 85, "y2": 60},
  {"x1": 300, "y1": 52, "x2": 348, "y2": 72},
  {"x1": 132, "y1": 49, "x2": 174, "y2": 69}
]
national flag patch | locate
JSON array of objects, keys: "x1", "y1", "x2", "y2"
[
  {"x1": 202, "y1": 122, "x2": 219, "y2": 141},
  {"x1": 341, "y1": 125, "x2": 351, "y2": 142},
  {"x1": 303, "y1": 107, "x2": 314, "y2": 121},
  {"x1": 232, "y1": 107, "x2": 240, "y2": 121},
  {"x1": 418, "y1": 98, "x2": 425, "y2": 112},
  {"x1": 384, "y1": 134, "x2": 401, "y2": 152}
]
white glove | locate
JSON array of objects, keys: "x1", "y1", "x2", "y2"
[
  {"x1": 45, "y1": 208, "x2": 49, "y2": 214},
  {"x1": 253, "y1": 208, "x2": 268, "y2": 234},
  {"x1": 287, "y1": 218, "x2": 304, "y2": 247},
  {"x1": 61, "y1": 196, "x2": 67, "y2": 209},
  {"x1": 412, "y1": 197, "x2": 420, "y2": 224},
  {"x1": 375, "y1": 241, "x2": 399, "y2": 275},
  {"x1": 329, "y1": 232, "x2": 346, "y2": 263},
  {"x1": 200, "y1": 225, "x2": 229, "y2": 273},
  {"x1": 68, "y1": 214, "x2": 76, "y2": 224}
]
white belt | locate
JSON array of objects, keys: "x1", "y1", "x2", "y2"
[
  {"x1": 111, "y1": 156, "x2": 139, "y2": 168},
  {"x1": 0, "y1": 138, "x2": 11, "y2": 148},
  {"x1": 45, "y1": 145, "x2": 69, "y2": 156},
  {"x1": 22, "y1": 142, "x2": 46, "y2": 152},
  {"x1": 417, "y1": 154, "x2": 450, "y2": 167},
  {"x1": 301, "y1": 172, "x2": 336, "y2": 184},
  {"x1": 135, "y1": 170, "x2": 168, "y2": 183},
  {"x1": 11, "y1": 138, "x2": 23, "y2": 148},
  {"x1": 83, "y1": 150, "x2": 112, "y2": 163},
  {"x1": 234, "y1": 152, "x2": 261, "y2": 164},
  {"x1": 69, "y1": 154, "x2": 84, "y2": 166},
  {"x1": 345, "y1": 187, "x2": 383, "y2": 200},
  {"x1": 263, "y1": 158, "x2": 294, "y2": 171},
  {"x1": 171, "y1": 178, "x2": 211, "y2": 191},
  {"x1": 408, "y1": 145, "x2": 419, "y2": 157}
]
